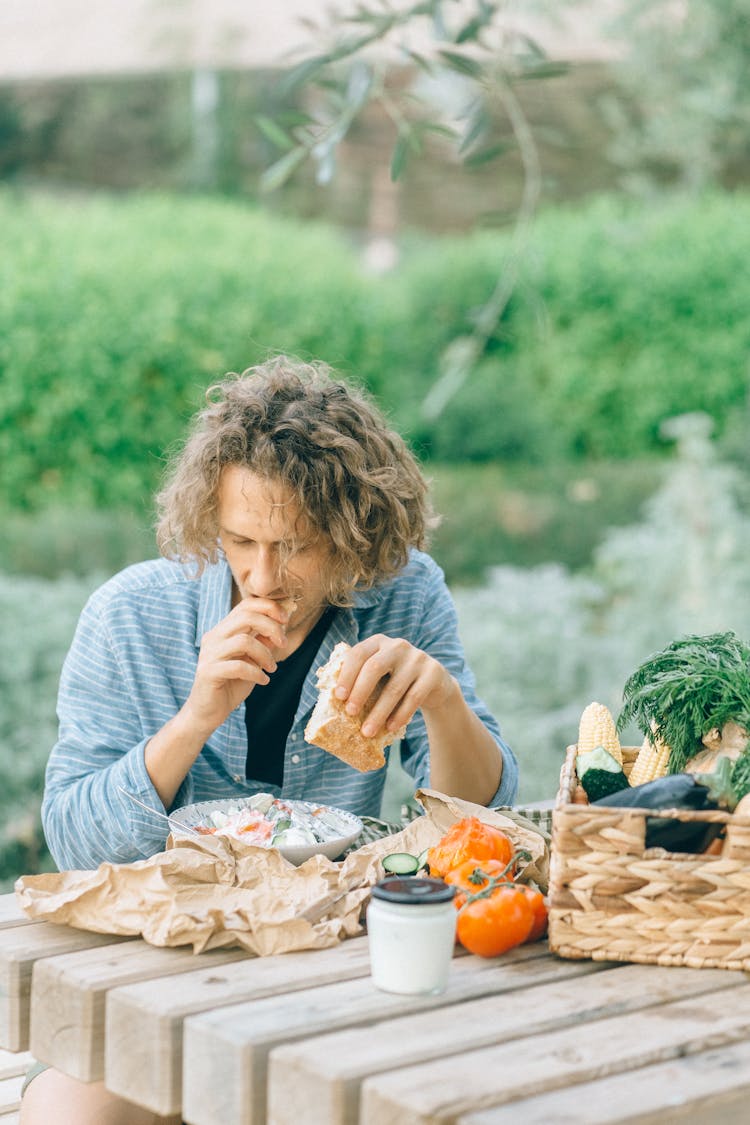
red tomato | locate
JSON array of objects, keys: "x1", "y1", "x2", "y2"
[
  {"x1": 456, "y1": 884, "x2": 534, "y2": 958},
  {"x1": 517, "y1": 884, "x2": 548, "y2": 942},
  {"x1": 427, "y1": 817, "x2": 513, "y2": 879}
]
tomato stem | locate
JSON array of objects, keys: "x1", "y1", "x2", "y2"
[{"x1": 457, "y1": 849, "x2": 531, "y2": 910}]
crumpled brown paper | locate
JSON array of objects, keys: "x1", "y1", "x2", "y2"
[{"x1": 15, "y1": 789, "x2": 548, "y2": 955}]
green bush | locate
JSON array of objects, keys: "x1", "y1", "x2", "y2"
[
  {"x1": 425, "y1": 357, "x2": 556, "y2": 463},
  {"x1": 364, "y1": 192, "x2": 750, "y2": 461},
  {"x1": 0, "y1": 506, "x2": 157, "y2": 579},
  {"x1": 0, "y1": 191, "x2": 374, "y2": 511},
  {"x1": 3, "y1": 187, "x2": 750, "y2": 516},
  {"x1": 428, "y1": 457, "x2": 664, "y2": 583},
  {"x1": 514, "y1": 193, "x2": 750, "y2": 456}
]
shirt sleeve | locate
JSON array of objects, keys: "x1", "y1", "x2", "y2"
[
  {"x1": 398, "y1": 559, "x2": 519, "y2": 808},
  {"x1": 41, "y1": 588, "x2": 194, "y2": 870}
]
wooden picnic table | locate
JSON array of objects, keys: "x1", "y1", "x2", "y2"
[{"x1": 0, "y1": 889, "x2": 749, "y2": 1123}]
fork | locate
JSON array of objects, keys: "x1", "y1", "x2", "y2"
[{"x1": 117, "y1": 787, "x2": 202, "y2": 836}]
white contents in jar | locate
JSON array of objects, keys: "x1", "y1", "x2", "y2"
[{"x1": 367, "y1": 876, "x2": 457, "y2": 995}]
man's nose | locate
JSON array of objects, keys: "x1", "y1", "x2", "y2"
[{"x1": 250, "y1": 546, "x2": 281, "y2": 596}]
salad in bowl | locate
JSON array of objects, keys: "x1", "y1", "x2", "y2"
[{"x1": 169, "y1": 793, "x2": 363, "y2": 865}]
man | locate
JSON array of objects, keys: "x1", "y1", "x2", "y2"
[
  {"x1": 23, "y1": 356, "x2": 517, "y2": 1124},
  {"x1": 42, "y1": 355, "x2": 517, "y2": 870}
]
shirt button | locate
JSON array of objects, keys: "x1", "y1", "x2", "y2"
[
  {"x1": 291, "y1": 754, "x2": 301, "y2": 765},
  {"x1": 234, "y1": 774, "x2": 243, "y2": 783}
]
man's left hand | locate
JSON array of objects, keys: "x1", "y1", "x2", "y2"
[{"x1": 332, "y1": 634, "x2": 458, "y2": 738}]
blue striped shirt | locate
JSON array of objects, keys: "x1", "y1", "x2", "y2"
[{"x1": 42, "y1": 549, "x2": 518, "y2": 869}]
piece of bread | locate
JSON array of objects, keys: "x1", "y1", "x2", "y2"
[
  {"x1": 304, "y1": 642, "x2": 407, "y2": 771},
  {"x1": 278, "y1": 596, "x2": 298, "y2": 618}
]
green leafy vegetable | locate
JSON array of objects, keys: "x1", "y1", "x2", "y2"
[
  {"x1": 617, "y1": 632, "x2": 750, "y2": 773},
  {"x1": 576, "y1": 747, "x2": 630, "y2": 801},
  {"x1": 731, "y1": 753, "x2": 750, "y2": 803}
]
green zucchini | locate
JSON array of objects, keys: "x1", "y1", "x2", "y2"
[
  {"x1": 382, "y1": 852, "x2": 420, "y2": 875},
  {"x1": 576, "y1": 746, "x2": 630, "y2": 802},
  {"x1": 416, "y1": 848, "x2": 430, "y2": 871}
]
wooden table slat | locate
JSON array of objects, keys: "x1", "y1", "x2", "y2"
[
  {"x1": 0, "y1": 922, "x2": 134, "y2": 1052},
  {"x1": 355, "y1": 983, "x2": 750, "y2": 1125},
  {"x1": 0, "y1": 896, "x2": 33, "y2": 932},
  {"x1": 456, "y1": 1037, "x2": 750, "y2": 1124},
  {"x1": 266, "y1": 965, "x2": 748, "y2": 1125}
]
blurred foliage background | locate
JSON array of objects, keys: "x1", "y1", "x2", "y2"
[{"x1": 2, "y1": 0, "x2": 750, "y2": 884}]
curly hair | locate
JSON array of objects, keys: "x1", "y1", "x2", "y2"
[{"x1": 155, "y1": 356, "x2": 437, "y2": 604}]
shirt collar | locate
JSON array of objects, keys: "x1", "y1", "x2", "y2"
[
  {"x1": 350, "y1": 584, "x2": 383, "y2": 609},
  {"x1": 195, "y1": 558, "x2": 234, "y2": 645}
]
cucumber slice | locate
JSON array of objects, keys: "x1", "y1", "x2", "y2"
[
  {"x1": 416, "y1": 848, "x2": 430, "y2": 871},
  {"x1": 382, "y1": 852, "x2": 420, "y2": 876}
]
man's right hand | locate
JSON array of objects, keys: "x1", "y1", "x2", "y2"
[
  {"x1": 144, "y1": 598, "x2": 291, "y2": 808},
  {"x1": 183, "y1": 599, "x2": 289, "y2": 738}
]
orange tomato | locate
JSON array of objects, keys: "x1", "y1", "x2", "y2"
[
  {"x1": 456, "y1": 884, "x2": 534, "y2": 958},
  {"x1": 426, "y1": 817, "x2": 513, "y2": 879},
  {"x1": 517, "y1": 884, "x2": 548, "y2": 942},
  {"x1": 444, "y1": 858, "x2": 512, "y2": 909}
]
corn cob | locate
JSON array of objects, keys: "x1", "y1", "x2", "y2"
[
  {"x1": 629, "y1": 731, "x2": 671, "y2": 786},
  {"x1": 577, "y1": 702, "x2": 622, "y2": 765}
]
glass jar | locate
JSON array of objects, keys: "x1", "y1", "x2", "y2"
[{"x1": 366, "y1": 876, "x2": 457, "y2": 995}]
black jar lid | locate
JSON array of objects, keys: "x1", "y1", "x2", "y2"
[{"x1": 371, "y1": 876, "x2": 456, "y2": 905}]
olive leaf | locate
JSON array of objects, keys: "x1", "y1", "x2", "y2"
[{"x1": 260, "y1": 146, "x2": 308, "y2": 193}]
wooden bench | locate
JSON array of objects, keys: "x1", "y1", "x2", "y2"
[{"x1": 0, "y1": 1046, "x2": 33, "y2": 1122}]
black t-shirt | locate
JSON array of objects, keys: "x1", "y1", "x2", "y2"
[{"x1": 244, "y1": 608, "x2": 334, "y2": 788}]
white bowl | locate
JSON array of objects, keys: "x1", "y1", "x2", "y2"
[{"x1": 169, "y1": 796, "x2": 364, "y2": 866}]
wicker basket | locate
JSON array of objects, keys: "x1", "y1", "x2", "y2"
[{"x1": 548, "y1": 744, "x2": 750, "y2": 971}]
